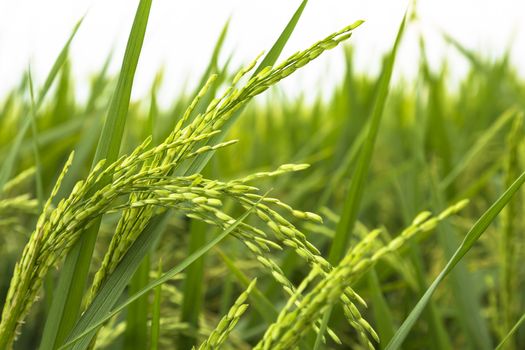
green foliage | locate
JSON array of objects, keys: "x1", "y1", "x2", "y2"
[{"x1": 1, "y1": 2, "x2": 524, "y2": 350}]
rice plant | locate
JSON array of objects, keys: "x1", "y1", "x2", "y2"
[{"x1": 1, "y1": 1, "x2": 524, "y2": 350}]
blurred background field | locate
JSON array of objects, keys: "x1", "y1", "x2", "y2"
[
  {"x1": 1, "y1": 1, "x2": 525, "y2": 349},
  {"x1": 2, "y1": 0, "x2": 525, "y2": 102}
]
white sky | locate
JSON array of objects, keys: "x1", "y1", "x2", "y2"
[{"x1": 1, "y1": 0, "x2": 524, "y2": 105}]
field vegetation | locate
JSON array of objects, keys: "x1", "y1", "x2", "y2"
[{"x1": 1, "y1": 1, "x2": 524, "y2": 349}]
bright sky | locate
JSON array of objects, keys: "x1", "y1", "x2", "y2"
[{"x1": 1, "y1": 0, "x2": 524, "y2": 104}]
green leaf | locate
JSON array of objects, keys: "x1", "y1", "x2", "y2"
[
  {"x1": 316, "y1": 10, "x2": 407, "y2": 347},
  {"x1": 177, "y1": 27, "x2": 231, "y2": 346},
  {"x1": 150, "y1": 259, "x2": 163, "y2": 350},
  {"x1": 40, "y1": 1, "x2": 153, "y2": 348},
  {"x1": 58, "y1": 214, "x2": 168, "y2": 350},
  {"x1": 367, "y1": 269, "x2": 396, "y2": 347},
  {"x1": 0, "y1": 18, "x2": 82, "y2": 192},
  {"x1": 313, "y1": 308, "x2": 333, "y2": 350},
  {"x1": 430, "y1": 172, "x2": 492, "y2": 350},
  {"x1": 27, "y1": 68, "x2": 44, "y2": 212},
  {"x1": 178, "y1": 220, "x2": 208, "y2": 349},
  {"x1": 60, "y1": 201, "x2": 259, "y2": 350},
  {"x1": 440, "y1": 108, "x2": 516, "y2": 190},
  {"x1": 385, "y1": 169, "x2": 525, "y2": 350},
  {"x1": 253, "y1": 0, "x2": 308, "y2": 76},
  {"x1": 184, "y1": 0, "x2": 309, "y2": 176},
  {"x1": 500, "y1": 114, "x2": 523, "y2": 341},
  {"x1": 327, "y1": 11, "x2": 407, "y2": 264},
  {"x1": 193, "y1": 19, "x2": 230, "y2": 96},
  {"x1": 496, "y1": 312, "x2": 525, "y2": 350},
  {"x1": 123, "y1": 255, "x2": 150, "y2": 350}
]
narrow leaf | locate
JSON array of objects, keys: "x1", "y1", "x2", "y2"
[
  {"x1": 385, "y1": 169, "x2": 525, "y2": 350},
  {"x1": 150, "y1": 259, "x2": 163, "y2": 350},
  {"x1": 40, "y1": 2, "x2": 153, "y2": 347},
  {"x1": 495, "y1": 312, "x2": 525, "y2": 350},
  {"x1": 61, "y1": 202, "x2": 259, "y2": 350},
  {"x1": 184, "y1": 0, "x2": 309, "y2": 175},
  {"x1": 0, "y1": 18, "x2": 82, "y2": 191},
  {"x1": 328, "y1": 11, "x2": 407, "y2": 264}
]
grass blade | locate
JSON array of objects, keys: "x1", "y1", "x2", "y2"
[
  {"x1": 123, "y1": 255, "x2": 150, "y2": 350},
  {"x1": 0, "y1": 18, "x2": 82, "y2": 191},
  {"x1": 178, "y1": 220, "x2": 208, "y2": 349},
  {"x1": 27, "y1": 69, "x2": 44, "y2": 212},
  {"x1": 431, "y1": 172, "x2": 493, "y2": 349},
  {"x1": 177, "y1": 27, "x2": 231, "y2": 346},
  {"x1": 496, "y1": 312, "x2": 525, "y2": 350},
  {"x1": 193, "y1": 19, "x2": 230, "y2": 96},
  {"x1": 40, "y1": 1, "x2": 153, "y2": 348},
  {"x1": 367, "y1": 269, "x2": 396, "y2": 348},
  {"x1": 150, "y1": 259, "x2": 163, "y2": 350},
  {"x1": 385, "y1": 169, "x2": 525, "y2": 350},
  {"x1": 61, "y1": 201, "x2": 259, "y2": 350},
  {"x1": 253, "y1": 0, "x2": 308, "y2": 76},
  {"x1": 59, "y1": 213, "x2": 168, "y2": 350},
  {"x1": 327, "y1": 11, "x2": 407, "y2": 264},
  {"x1": 184, "y1": 0, "x2": 308, "y2": 175},
  {"x1": 314, "y1": 16, "x2": 409, "y2": 345},
  {"x1": 499, "y1": 114, "x2": 524, "y2": 348},
  {"x1": 122, "y1": 80, "x2": 165, "y2": 349},
  {"x1": 440, "y1": 108, "x2": 516, "y2": 190}
]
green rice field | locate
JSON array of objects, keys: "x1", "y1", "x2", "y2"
[{"x1": 1, "y1": 1, "x2": 524, "y2": 349}]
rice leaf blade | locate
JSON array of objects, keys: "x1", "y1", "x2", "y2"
[
  {"x1": 27, "y1": 69, "x2": 44, "y2": 212},
  {"x1": 40, "y1": 1, "x2": 153, "y2": 348},
  {"x1": 431, "y1": 172, "x2": 493, "y2": 349},
  {"x1": 60, "y1": 201, "x2": 258, "y2": 350},
  {"x1": 150, "y1": 260, "x2": 163, "y2": 350},
  {"x1": 178, "y1": 220, "x2": 208, "y2": 349},
  {"x1": 367, "y1": 269, "x2": 396, "y2": 347},
  {"x1": 0, "y1": 18, "x2": 82, "y2": 191},
  {"x1": 184, "y1": 0, "x2": 308, "y2": 175},
  {"x1": 328, "y1": 11, "x2": 407, "y2": 264},
  {"x1": 496, "y1": 312, "x2": 525, "y2": 350},
  {"x1": 385, "y1": 169, "x2": 525, "y2": 350},
  {"x1": 253, "y1": 0, "x2": 308, "y2": 76},
  {"x1": 123, "y1": 256, "x2": 150, "y2": 350}
]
